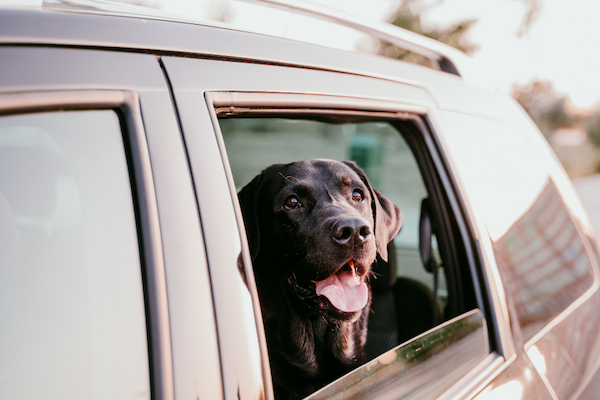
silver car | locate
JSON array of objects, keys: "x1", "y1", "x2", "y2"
[{"x1": 0, "y1": 1, "x2": 598, "y2": 399}]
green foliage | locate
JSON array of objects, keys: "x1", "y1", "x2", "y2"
[
  {"x1": 378, "y1": 0, "x2": 478, "y2": 68},
  {"x1": 512, "y1": 80, "x2": 577, "y2": 139},
  {"x1": 586, "y1": 109, "x2": 600, "y2": 148},
  {"x1": 516, "y1": 0, "x2": 543, "y2": 36},
  {"x1": 390, "y1": 0, "x2": 478, "y2": 54},
  {"x1": 378, "y1": 0, "x2": 542, "y2": 68}
]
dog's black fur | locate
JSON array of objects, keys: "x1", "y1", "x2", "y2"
[{"x1": 238, "y1": 159, "x2": 402, "y2": 399}]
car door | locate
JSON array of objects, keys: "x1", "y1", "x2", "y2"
[
  {"x1": 161, "y1": 51, "x2": 550, "y2": 399},
  {"x1": 0, "y1": 47, "x2": 221, "y2": 400},
  {"x1": 438, "y1": 109, "x2": 600, "y2": 400}
]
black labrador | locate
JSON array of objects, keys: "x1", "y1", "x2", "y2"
[{"x1": 238, "y1": 159, "x2": 402, "y2": 399}]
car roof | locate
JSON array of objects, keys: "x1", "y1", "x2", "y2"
[{"x1": 0, "y1": 1, "x2": 519, "y2": 122}]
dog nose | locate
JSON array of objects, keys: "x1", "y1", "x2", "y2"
[{"x1": 331, "y1": 217, "x2": 372, "y2": 247}]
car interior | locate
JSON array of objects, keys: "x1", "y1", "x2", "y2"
[{"x1": 218, "y1": 113, "x2": 481, "y2": 374}]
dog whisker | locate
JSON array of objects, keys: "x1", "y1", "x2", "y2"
[
  {"x1": 278, "y1": 171, "x2": 299, "y2": 183},
  {"x1": 366, "y1": 269, "x2": 380, "y2": 282}
]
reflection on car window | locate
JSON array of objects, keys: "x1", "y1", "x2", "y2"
[
  {"x1": 493, "y1": 179, "x2": 594, "y2": 339},
  {"x1": 306, "y1": 309, "x2": 488, "y2": 400},
  {"x1": 0, "y1": 111, "x2": 150, "y2": 399}
]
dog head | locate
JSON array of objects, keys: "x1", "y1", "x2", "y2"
[{"x1": 238, "y1": 159, "x2": 402, "y2": 321}]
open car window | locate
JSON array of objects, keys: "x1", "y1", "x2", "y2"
[{"x1": 215, "y1": 100, "x2": 488, "y2": 399}]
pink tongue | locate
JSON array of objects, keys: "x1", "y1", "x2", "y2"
[{"x1": 315, "y1": 268, "x2": 368, "y2": 312}]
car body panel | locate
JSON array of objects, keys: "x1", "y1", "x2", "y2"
[{"x1": 161, "y1": 55, "x2": 509, "y2": 399}]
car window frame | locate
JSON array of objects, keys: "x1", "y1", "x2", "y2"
[
  {"x1": 205, "y1": 90, "x2": 499, "y2": 399},
  {"x1": 0, "y1": 89, "x2": 173, "y2": 400}
]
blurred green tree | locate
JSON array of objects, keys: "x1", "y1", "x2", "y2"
[
  {"x1": 516, "y1": 0, "x2": 542, "y2": 36},
  {"x1": 377, "y1": 0, "x2": 542, "y2": 68},
  {"x1": 512, "y1": 80, "x2": 577, "y2": 139},
  {"x1": 586, "y1": 108, "x2": 600, "y2": 148},
  {"x1": 376, "y1": 0, "x2": 477, "y2": 68}
]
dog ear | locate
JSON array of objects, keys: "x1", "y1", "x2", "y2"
[
  {"x1": 371, "y1": 187, "x2": 403, "y2": 261},
  {"x1": 238, "y1": 173, "x2": 264, "y2": 262},
  {"x1": 343, "y1": 161, "x2": 402, "y2": 262}
]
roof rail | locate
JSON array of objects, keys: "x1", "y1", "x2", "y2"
[{"x1": 239, "y1": 0, "x2": 467, "y2": 77}]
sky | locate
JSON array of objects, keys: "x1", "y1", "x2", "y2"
[{"x1": 5, "y1": 0, "x2": 600, "y2": 109}]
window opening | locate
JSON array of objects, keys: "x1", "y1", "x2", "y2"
[{"x1": 219, "y1": 113, "x2": 480, "y2": 398}]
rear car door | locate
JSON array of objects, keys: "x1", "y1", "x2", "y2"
[
  {"x1": 0, "y1": 47, "x2": 221, "y2": 400},
  {"x1": 161, "y1": 48, "x2": 550, "y2": 399}
]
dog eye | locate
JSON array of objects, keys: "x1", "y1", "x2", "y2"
[
  {"x1": 352, "y1": 190, "x2": 364, "y2": 201},
  {"x1": 284, "y1": 196, "x2": 301, "y2": 209}
]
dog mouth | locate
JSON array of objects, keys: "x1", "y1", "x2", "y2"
[{"x1": 314, "y1": 260, "x2": 368, "y2": 313}]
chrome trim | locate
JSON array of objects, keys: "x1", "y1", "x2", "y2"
[
  {"x1": 210, "y1": 91, "x2": 428, "y2": 117},
  {"x1": 240, "y1": 0, "x2": 467, "y2": 76},
  {"x1": 210, "y1": 91, "x2": 428, "y2": 114},
  {"x1": 217, "y1": 108, "x2": 416, "y2": 120},
  {"x1": 0, "y1": 89, "x2": 174, "y2": 400}
]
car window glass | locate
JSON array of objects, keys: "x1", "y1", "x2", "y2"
[
  {"x1": 219, "y1": 115, "x2": 483, "y2": 398},
  {"x1": 438, "y1": 111, "x2": 549, "y2": 243},
  {"x1": 493, "y1": 179, "x2": 594, "y2": 340},
  {"x1": 0, "y1": 111, "x2": 150, "y2": 399},
  {"x1": 439, "y1": 111, "x2": 595, "y2": 340},
  {"x1": 306, "y1": 309, "x2": 488, "y2": 400}
]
